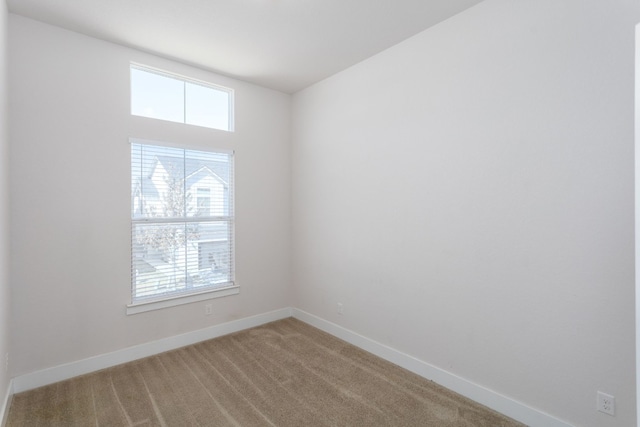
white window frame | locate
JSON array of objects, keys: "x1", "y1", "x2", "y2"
[{"x1": 127, "y1": 139, "x2": 237, "y2": 315}]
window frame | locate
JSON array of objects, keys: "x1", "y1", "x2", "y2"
[{"x1": 127, "y1": 139, "x2": 238, "y2": 315}]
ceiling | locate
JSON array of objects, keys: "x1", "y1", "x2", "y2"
[{"x1": 6, "y1": 0, "x2": 483, "y2": 93}]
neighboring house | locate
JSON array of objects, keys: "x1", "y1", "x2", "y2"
[{"x1": 132, "y1": 152, "x2": 232, "y2": 298}]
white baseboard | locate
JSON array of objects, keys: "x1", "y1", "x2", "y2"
[
  {"x1": 0, "y1": 380, "x2": 12, "y2": 427},
  {"x1": 12, "y1": 307, "x2": 292, "y2": 393},
  {"x1": 292, "y1": 308, "x2": 573, "y2": 427}
]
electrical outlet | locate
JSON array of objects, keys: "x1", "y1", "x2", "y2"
[
  {"x1": 597, "y1": 391, "x2": 615, "y2": 416},
  {"x1": 337, "y1": 303, "x2": 344, "y2": 315},
  {"x1": 205, "y1": 304, "x2": 213, "y2": 316}
]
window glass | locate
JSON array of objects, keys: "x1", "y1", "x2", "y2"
[
  {"x1": 131, "y1": 68, "x2": 184, "y2": 124},
  {"x1": 186, "y1": 82, "x2": 230, "y2": 131},
  {"x1": 131, "y1": 65, "x2": 233, "y2": 131}
]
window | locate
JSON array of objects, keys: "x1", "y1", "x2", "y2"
[
  {"x1": 130, "y1": 141, "x2": 235, "y2": 309},
  {"x1": 196, "y1": 188, "x2": 211, "y2": 216},
  {"x1": 130, "y1": 64, "x2": 233, "y2": 131}
]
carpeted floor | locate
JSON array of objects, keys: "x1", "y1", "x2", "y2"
[{"x1": 6, "y1": 318, "x2": 525, "y2": 426}]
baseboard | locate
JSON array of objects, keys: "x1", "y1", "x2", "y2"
[
  {"x1": 0, "y1": 380, "x2": 12, "y2": 427},
  {"x1": 292, "y1": 308, "x2": 573, "y2": 427},
  {"x1": 12, "y1": 307, "x2": 292, "y2": 393}
]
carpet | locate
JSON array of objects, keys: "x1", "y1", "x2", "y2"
[{"x1": 6, "y1": 317, "x2": 525, "y2": 426}]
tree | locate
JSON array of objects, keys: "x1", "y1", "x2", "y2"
[{"x1": 134, "y1": 167, "x2": 200, "y2": 291}]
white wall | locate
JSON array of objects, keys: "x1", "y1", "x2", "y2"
[
  {"x1": 636, "y1": 22, "x2": 640, "y2": 427},
  {"x1": 8, "y1": 15, "x2": 291, "y2": 377},
  {"x1": 0, "y1": 0, "x2": 11, "y2": 414},
  {"x1": 292, "y1": 1, "x2": 639, "y2": 426}
]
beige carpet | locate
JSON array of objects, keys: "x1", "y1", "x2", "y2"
[{"x1": 6, "y1": 318, "x2": 525, "y2": 426}]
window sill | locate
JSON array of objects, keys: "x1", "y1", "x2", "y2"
[{"x1": 126, "y1": 285, "x2": 240, "y2": 315}]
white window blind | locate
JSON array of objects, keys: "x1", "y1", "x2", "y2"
[{"x1": 131, "y1": 141, "x2": 235, "y2": 304}]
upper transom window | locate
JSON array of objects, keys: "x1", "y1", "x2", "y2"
[{"x1": 130, "y1": 64, "x2": 234, "y2": 132}]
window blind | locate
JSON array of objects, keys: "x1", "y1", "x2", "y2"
[{"x1": 131, "y1": 141, "x2": 235, "y2": 303}]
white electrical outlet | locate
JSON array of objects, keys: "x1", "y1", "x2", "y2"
[
  {"x1": 597, "y1": 391, "x2": 615, "y2": 416},
  {"x1": 337, "y1": 303, "x2": 344, "y2": 315},
  {"x1": 205, "y1": 304, "x2": 213, "y2": 316}
]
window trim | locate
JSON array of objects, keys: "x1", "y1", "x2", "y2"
[
  {"x1": 126, "y1": 285, "x2": 239, "y2": 315},
  {"x1": 128, "y1": 138, "x2": 236, "y2": 315}
]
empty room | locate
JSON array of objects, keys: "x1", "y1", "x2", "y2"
[{"x1": 0, "y1": 0, "x2": 639, "y2": 426}]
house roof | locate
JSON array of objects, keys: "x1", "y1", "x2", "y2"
[{"x1": 153, "y1": 155, "x2": 229, "y2": 186}]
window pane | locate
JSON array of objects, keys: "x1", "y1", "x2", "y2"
[
  {"x1": 131, "y1": 67, "x2": 184, "y2": 124},
  {"x1": 187, "y1": 222, "x2": 233, "y2": 288},
  {"x1": 132, "y1": 222, "x2": 189, "y2": 299},
  {"x1": 132, "y1": 221, "x2": 232, "y2": 300},
  {"x1": 196, "y1": 188, "x2": 211, "y2": 216},
  {"x1": 185, "y1": 82, "x2": 230, "y2": 131},
  {"x1": 184, "y1": 150, "x2": 232, "y2": 218},
  {"x1": 132, "y1": 144, "x2": 186, "y2": 219}
]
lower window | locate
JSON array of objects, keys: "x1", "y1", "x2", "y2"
[{"x1": 130, "y1": 140, "x2": 235, "y2": 305}]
